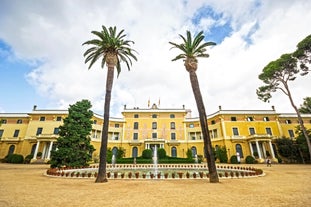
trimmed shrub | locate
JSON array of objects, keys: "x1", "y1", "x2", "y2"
[
  {"x1": 142, "y1": 149, "x2": 152, "y2": 159},
  {"x1": 24, "y1": 154, "x2": 34, "y2": 164},
  {"x1": 10, "y1": 154, "x2": 24, "y2": 164},
  {"x1": 157, "y1": 148, "x2": 166, "y2": 159},
  {"x1": 245, "y1": 155, "x2": 256, "y2": 164},
  {"x1": 230, "y1": 155, "x2": 238, "y2": 164}
]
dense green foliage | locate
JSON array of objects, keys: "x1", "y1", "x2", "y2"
[
  {"x1": 295, "y1": 126, "x2": 311, "y2": 162},
  {"x1": 157, "y1": 148, "x2": 167, "y2": 159},
  {"x1": 24, "y1": 154, "x2": 33, "y2": 164},
  {"x1": 230, "y1": 155, "x2": 238, "y2": 164},
  {"x1": 275, "y1": 137, "x2": 302, "y2": 163},
  {"x1": 299, "y1": 97, "x2": 311, "y2": 114},
  {"x1": 186, "y1": 148, "x2": 193, "y2": 159},
  {"x1": 5, "y1": 154, "x2": 24, "y2": 164},
  {"x1": 50, "y1": 100, "x2": 95, "y2": 168},
  {"x1": 245, "y1": 155, "x2": 256, "y2": 164},
  {"x1": 214, "y1": 146, "x2": 228, "y2": 163},
  {"x1": 142, "y1": 149, "x2": 152, "y2": 159}
]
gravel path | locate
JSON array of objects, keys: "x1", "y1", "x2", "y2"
[{"x1": 0, "y1": 163, "x2": 310, "y2": 207}]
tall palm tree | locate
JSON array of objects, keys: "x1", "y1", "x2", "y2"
[
  {"x1": 169, "y1": 30, "x2": 219, "y2": 183},
  {"x1": 83, "y1": 26, "x2": 137, "y2": 183}
]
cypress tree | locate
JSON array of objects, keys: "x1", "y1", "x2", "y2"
[{"x1": 50, "y1": 100, "x2": 95, "y2": 168}]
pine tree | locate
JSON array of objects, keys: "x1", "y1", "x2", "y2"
[{"x1": 50, "y1": 100, "x2": 95, "y2": 168}]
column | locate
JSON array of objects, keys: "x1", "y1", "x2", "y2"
[
  {"x1": 255, "y1": 140, "x2": 262, "y2": 159},
  {"x1": 47, "y1": 141, "x2": 54, "y2": 159},
  {"x1": 33, "y1": 141, "x2": 40, "y2": 159},
  {"x1": 268, "y1": 141, "x2": 276, "y2": 158},
  {"x1": 249, "y1": 142, "x2": 254, "y2": 157},
  {"x1": 262, "y1": 143, "x2": 267, "y2": 158},
  {"x1": 42, "y1": 143, "x2": 47, "y2": 159}
]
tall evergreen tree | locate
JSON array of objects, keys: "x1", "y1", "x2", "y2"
[{"x1": 50, "y1": 100, "x2": 95, "y2": 168}]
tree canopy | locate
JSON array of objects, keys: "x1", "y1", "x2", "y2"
[
  {"x1": 83, "y1": 26, "x2": 137, "y2": 76},
  {"x1": 299, "y1": 97, "x2": 311, "y2": 114},
  {"x1": 50, "y1": 99, "x2": 95, "y2": 168}
]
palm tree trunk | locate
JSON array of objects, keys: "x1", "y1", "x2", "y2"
[
  {"x1": 95, "y1": 66, "x2": 115, "y2": 183},
  {"x1": 188, "y1": 70, "x2": 219, "y2": 183}
]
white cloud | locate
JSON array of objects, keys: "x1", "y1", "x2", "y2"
[{"x1": 0, "y1": 0, "x2": 311, "y2": 117}]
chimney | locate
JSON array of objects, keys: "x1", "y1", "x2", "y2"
[
  {"x1": 33, "y1": 105, "x2": 37, "y2": 111},
  {"x1": 271, "y1": 105, "x2": 275, "y2": 111},
  {"x1": 219, "y1": 105, "x2": 222, "y2": 110}
]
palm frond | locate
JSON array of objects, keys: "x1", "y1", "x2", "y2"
[{"x1": 83, "y1": 25, "x2": 137, "y2": 75}]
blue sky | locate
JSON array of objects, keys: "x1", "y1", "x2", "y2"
[
  {"x1": 0, "y1": 40, "x2": 47, "y2": 111},
  {"x1": 0, "y1": 0, "x2": 311, "y2": 117}
]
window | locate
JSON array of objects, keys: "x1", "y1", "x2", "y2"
[
  {"x1": 247, "y1": 117, "x2": 254, "y2": 121},
  {"x1": 249, "y1": 127, "x2": 255, "y2": 135},
  {"x1": 112, "y1": 147, "x2": 118, "y2": 156},
  {"x1": 152, "y1": 114, "x2": 157, "y2": 118},
  {"x1": 170, "y1": 114, "x2": 175, "y2": 118},
  {"x1": 236, "y1": 144, "x2": 244, "y2": 158},
  {"x1": 8, "y1": 145, "x2": 15, "y2": 155},
  {"x1": 288, "y1": 129, "x2": 295, "y2": 138},
  {"x1": 0, "y1": 129, "x2": 4, "y2": 138},
  {"x1": 285, "y1": 120, "x2": 292, "y2": 124},
  {"x1": 213, "y1": 129, "x2": 218, "y2": 138},
  {"x1": 232, "y1": 127, "x2": 239, "y2": 136},
  {"x1": 13, "y1": 130, "x2": 20, "y2": 137},
  {"x1": 53, "y1": 128, "x2": 59, "y2": 135},
  {"x1": 36, "y1": 127, "x2": 43, "y2": 136},
  {"x1": 231, "y1": 117, "x2": 237, "y2": 121},
  {"x1": 189, "y1": 123, "x2": 194, "y2": 128},
  {"x1": 133, "y1": 122, "x2": 139, "y2": 130},
  {"x1": 17, "y1": 119, "x2": 22, "y2": 124},
  {"x1": 133, "y1": 133, "x2": 138, "y2": 140},
  {"x1": 171, "y1": 132, "x2": 176, "y2": 140},
  {"x1": 170, "y1": 122, "x2": 175, "y2": 129},
  {"x1": 171, "y1": 147, "x2": 177, "y2": 157},
  {"x1": 115, "y1": 124, "x2": 120, "y2": 128},
  {"x1": 114, "y1": 135, "x2": 119, "y2": 140},
  {"x1": 152, "y1": 132, "x2": 157, "y2": 139},
  {"x1": 191, "y1": 136, "x2": 196, "y2": 140},
  {"x1": 39, "y1": 117, "x2": 45, "y2": 121},
  {"x1": 211, "y1": 120, "x2": 216, "y2": 125},
  {"x1": 191, "y1": 146, "x2": 197, "y2": 157},
  {"x1": 134, "y1": 114, "x2": 139, "y2": 118},
  {"x1": 1, "y1": 119, "x2": 7, "y2": 124},
  {"x1": 56, "y1": 116, "x2": 62, "y2": 121},
  {"x1": 152, "y1": 122, "x2": 157, "y2": 129},
  {"x1": 93, "y1": 120, "x2": 97, "y2": 124},
  {"x1": 132, "y1": 147, "x2": 138, "y2": 158},
  {"x1": 263, "y1": 117, "x2": 270, "y2": 121},
  {"x1": 266, "y1": 127, "x2": 272, "y2": 135}
]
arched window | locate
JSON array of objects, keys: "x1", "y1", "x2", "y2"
[
  {"x1": 8, "y1": 145, "x2": 15, "y2": 155},
  {"x1": 132, "y1": 147, "x2": 138, "y2": 158},
  {"x1": 191, "y1": 146, "x2": 197, "y2": 157},
  {"x1": 236, "y1": 144, "x2": 244, "y2": 158},
  {"x1": 171, "y1": 147, "x2": 177, "y2": 157},
  {"x1": 112, "y1": 147, "x2": 118, "y2": 156},
  {"x1": 31, "y1": 144, "x2": 37, "y2": 156}
]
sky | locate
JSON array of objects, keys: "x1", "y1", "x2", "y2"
[{"x1": 0, "y1": 0, "x2": 311, "y2": 118}]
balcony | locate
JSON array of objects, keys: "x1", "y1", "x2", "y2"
[{"x1": 128, "y1": 139, "x2": 143, "y2": 146}]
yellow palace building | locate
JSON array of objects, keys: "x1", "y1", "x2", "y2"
[{"x1": 1, "y1": 104, "x2": 310, "y2": 163}]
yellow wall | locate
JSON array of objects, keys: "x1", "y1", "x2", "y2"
[{"x1": 1, "y1": 106, "x2": 310, "y2": 163}]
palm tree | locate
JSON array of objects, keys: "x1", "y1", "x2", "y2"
[
  {"x1": 169, "y1": 31, "x2": 219, "y2": 183},
  {"x1": 83, "y1": 26, "x2": 137, "y2": 183}
]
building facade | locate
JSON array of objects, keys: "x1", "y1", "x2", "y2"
[{"x1": 1, "y1": 104, "x2": 310, "y2": 163}]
